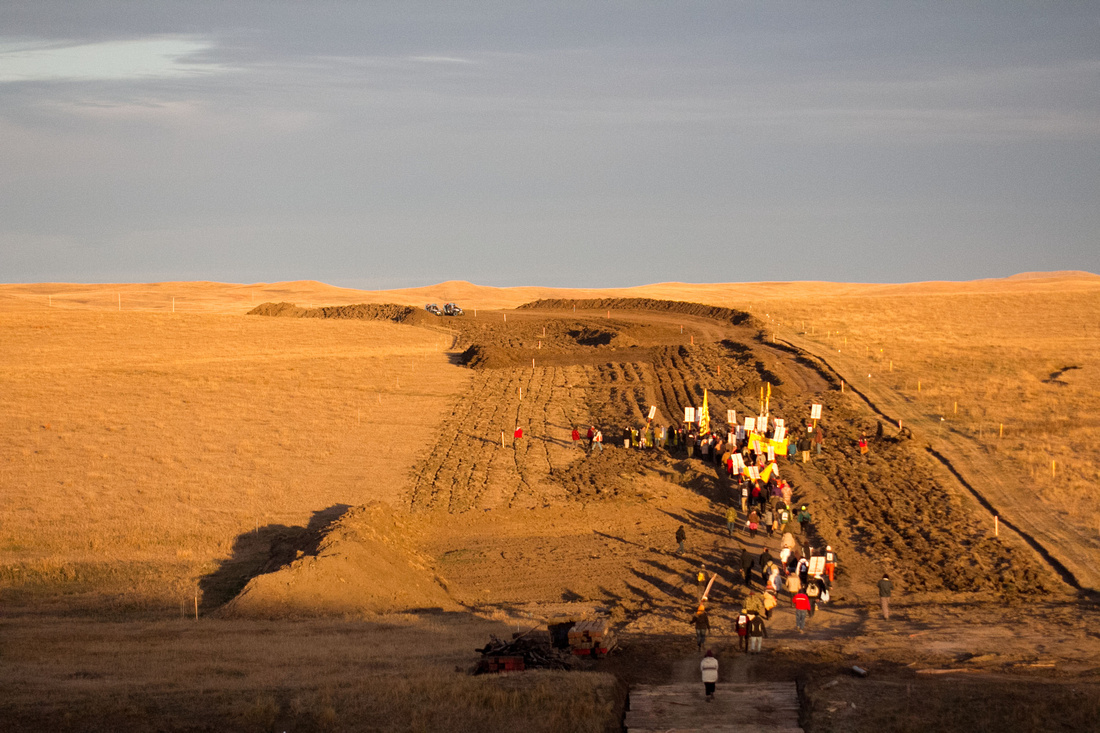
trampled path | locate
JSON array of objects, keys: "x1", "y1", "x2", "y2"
[{"x1": 625, "y1": 682, "x2": 802, "y2": 732}]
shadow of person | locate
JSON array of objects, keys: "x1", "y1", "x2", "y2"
[{"x1": 198, "y1": 504, "x2": 352, "y2": 612}]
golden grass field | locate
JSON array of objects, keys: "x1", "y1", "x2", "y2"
[
  {"x1": 0, "y1": 301, "x2": 469, "y2": 611},
  {"x1": 3, "y1": 274, "x2": 1097, "y2": 601}
]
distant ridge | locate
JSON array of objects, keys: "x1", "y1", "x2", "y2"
[
  {"x1": 1, "y1": 271, "x2": 1097, "y2": 315},
  {"x1": 1006, "y1": 270, "x2": 1099, "y2": 280}
]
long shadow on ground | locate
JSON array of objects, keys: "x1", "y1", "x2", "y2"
[{"x1": 198, "y1": 504, "x2": 352, "y2": 612}]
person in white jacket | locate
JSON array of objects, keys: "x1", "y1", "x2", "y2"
[{"x1": 700, "y1": 649, "x2": 719, "y2": 701}]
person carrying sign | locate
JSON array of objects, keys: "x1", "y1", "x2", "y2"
[{"x1": 812, "y1": 425, "x2": 824, "y2": 455}]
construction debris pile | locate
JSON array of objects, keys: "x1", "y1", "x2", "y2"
[
  {"x1": 566, "y1": 619, "x2": 616, "y2": 657},
  {"x1": 474, "y1": 632, "x2": 575, "y2": 674}
]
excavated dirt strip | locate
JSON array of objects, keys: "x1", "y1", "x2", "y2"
[{"x1": 774, "y1": 331, "x2": 1097, "y2": 594}]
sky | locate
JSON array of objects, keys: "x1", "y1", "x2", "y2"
[{"x1": 1, "y1": 2, "x2": 1097, "y2": 289}]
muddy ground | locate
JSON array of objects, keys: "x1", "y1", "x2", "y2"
[{"x1": 238, "y1": 299, "x2": 1100, "y2": 731}]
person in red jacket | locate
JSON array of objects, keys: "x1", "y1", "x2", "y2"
[
  {"x1": 792, "y1": 589, "x2": 812, "y2": 633},
  {"x1": 571, "y1": 426, "x2": 581, "y2": 449}
]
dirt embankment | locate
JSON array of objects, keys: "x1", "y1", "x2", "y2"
[
  {"x1": 517, "y1": 297, "x2": 759, "y2": 328},
  {"x1": 247, "y1": 301, "x2": 438, "y2": 326},
  {"x1": 221, "y1": 502, "x2": 458, "y2": 618}
]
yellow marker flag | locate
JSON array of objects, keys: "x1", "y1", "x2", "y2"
[{"x1": 699, "y1": 389, "x2": 711, "y2": 435}]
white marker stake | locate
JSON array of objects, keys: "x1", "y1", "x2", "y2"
[
  {"x1": 172, "y1": 297, "x2": 175, "y2": 313},
  {"x1": 994, "y1": 515, "x2": 999, "y2": 537},
  {"x1": 118, "y1": 293, "x2": 121, "y2": 311}
]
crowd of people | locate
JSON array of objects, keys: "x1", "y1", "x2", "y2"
[{"x1": 566, "y1": 407, "x2": 893, "y2": 702}]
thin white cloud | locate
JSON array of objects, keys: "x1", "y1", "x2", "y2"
[
  {"x1": 408, "y1": 55, "x2": 479, "y2": 65},
  {"x1": 0, "y1": 37, "x2": 229, "y2": 82}
]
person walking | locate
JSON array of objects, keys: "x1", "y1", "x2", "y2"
[
  {"x1": 795, "y1": 505, "x2": 811, "y2": 538},
  {"x1": 878, "y1": 573, "x2": 893, "y2": 620},
  {"x1": 797, "y1": 555, "x2": 810, "y2": 588},
  {"x1": 798, "y1": 433, "x2": 812, "y2": 463},
  {"x1": 692, "y1": 605, "x2": 710, "y2": 650},
  {"x1": 593, "y1": 428, "x2": 603, "y2": 453},
  {"x1": 812, "y1": 425, "x2": 824, "y2": 456},
  {"x1": 746, "y1": 612, "x2": 767, "y2": 653},
  {"x1": 824, "y1": 546, "x2": 838, "y2": 583},
  {"x1": 735, "y1": 610, "x2": 749, "y2": 652},
  {"x1": 747, "y1": 509, "x2": 760, "y2": 539},
  {"x1": 585, "y1": 425, "x2": 595, "y2": 451},
  {"x1": 700, "y1": 650, "x2": 718, "y2": 701},
  {"x1": 725, "y1": 505, "x2": 737, "y2": 536},
  {"x1": 675, "y1": 525, "x2": 687, "y2": 555},
  {"x1": 740, "y1": 545, "x2": 755, "y2": 587},
  {"x1": 792, "y1": 588, "x2": 812, "y2": 633},
  {"x1": 571, "y1": 426, "x2": 580, "y2": 449}
]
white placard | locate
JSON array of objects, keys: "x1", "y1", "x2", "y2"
[
  {"x1": 810, "y1": 403, "x2": 823, "y2": 420},
  {"x1": 773, "y1": 426, "x2": 786, "y2": 442},
  {"x1": 648, "y1": 405, "x2": 657, "y2": 420},
  {"x1": 684, "y1": 407, "x2": 695, "y2": 422},
  {"x1": 732, "y1": 453, "x2": 744, "y2": 471},
  {"x1": 774, "y1": 418, "x2": 785, "y2": 430},
  {"x1": 744, "y1": 417, "x2": 756, "y2": 432},
  {"x1": 809, "y1": 556, "x2": 826, "y2": 576},
  {"x1": 726, "y1": 409, "x2": 736, "y2": 424},
  {"x1": 746, "y1": 466, "x2": 760, "y2": 480},
  {"x1": 767, "y1": 446, "x2": 775, "y2": 461}
]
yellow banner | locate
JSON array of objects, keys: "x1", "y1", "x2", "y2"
[{"x1": 699, "y1": 389, "x2": 710, "y2": 434}]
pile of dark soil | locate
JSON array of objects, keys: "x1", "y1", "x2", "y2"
[
  {"x1": 247, "y1": 301, "x2": 435, "y2": 325},
  {"x1": 517, "y1": 297, "x2": 758, "y2": 328}
]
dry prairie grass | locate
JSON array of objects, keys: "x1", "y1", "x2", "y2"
[
  {"x1": 0, "y1": 307, "x2": 469, "y2": 610},
  {"x1": 756, "y1": 285, "x2": 1100, "y2": 540},
  {"x1": 0, "y1": 613, "x2": 618, "y2": 732}
]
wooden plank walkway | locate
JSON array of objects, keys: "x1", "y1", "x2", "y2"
[{"x1": 625, "y1": 682, "x2": 802, "y2": 732}]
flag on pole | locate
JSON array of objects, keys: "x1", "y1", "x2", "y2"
[{"x1": 699, "y1": 389, "x2": 711, "y2": 434}]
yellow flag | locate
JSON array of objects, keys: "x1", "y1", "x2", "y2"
[{"x1": 699, "y1": 389, "x2": 710, "y2": 434}]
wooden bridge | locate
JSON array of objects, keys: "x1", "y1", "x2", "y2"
[{"x1": 625, "y1": 682, "x2": 802, "y2": 732}]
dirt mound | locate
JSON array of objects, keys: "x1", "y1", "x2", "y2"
[
  {"x1": 221, "y1": 502, "x2": 458, "y2": 617},
  {"x1": 517, "y1": 297, "x2": 759, "y2": 328},
  {"x1": 248, "y1": 301, "x2": 437, "y2": 325}
]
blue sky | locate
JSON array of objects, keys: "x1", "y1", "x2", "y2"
[{"x1": 1, "y1": 2, "x2": 1097, "y2": 288}]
